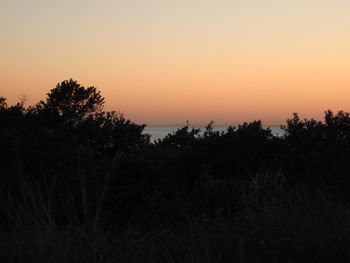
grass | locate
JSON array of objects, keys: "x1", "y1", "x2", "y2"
[{"x1": 1, "y1": 170, "x2": 350, "y2": 263}]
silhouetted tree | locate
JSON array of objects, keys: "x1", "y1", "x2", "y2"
[
  {"x1": 325, "y1": 110, "x2": 350, "y2": 142},
  {"x1": 38, "y1": 79, "x2": 104, "y2": 125},
  {"x1": 0, "y1": 97, "x2": 6, "y2": 109},
  {"x1": 157, "y1": 124, "x2": 201, "y2": 148},
  {"x1": 77, "y1": 110, "x2": 149, "y2": 154}
]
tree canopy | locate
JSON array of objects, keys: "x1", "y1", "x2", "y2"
[
  {"x1": 0, "y1": 97, "x2": 6, "y2": 109},
  {"x1": 39, "y1": 79, "x2": 104, "y2": 124}
]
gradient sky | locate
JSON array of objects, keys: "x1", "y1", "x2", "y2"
[{"x1": 1, "y1": 0, "x2": 349, "y2": 125}]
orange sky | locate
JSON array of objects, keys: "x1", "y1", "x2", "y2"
[{"x1": 0, "y1": 0, "x2": 349, "y2": 125}]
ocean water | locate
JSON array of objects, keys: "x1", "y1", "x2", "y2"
[{"x1": 143, "y1": 125, "x2": 285, "y2": 142}]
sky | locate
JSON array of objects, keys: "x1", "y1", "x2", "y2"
[{"x1": 0, "y1": 0, "x2": 349, "y2": 125}]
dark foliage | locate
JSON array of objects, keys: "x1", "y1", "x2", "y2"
[{"x1": 0, "y1": 80, "x2": 349, "y2": 262}]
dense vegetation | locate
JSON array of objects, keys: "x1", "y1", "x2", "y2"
[{"x1": 0, "y1": 79, "x2": 349, "y2": 262}]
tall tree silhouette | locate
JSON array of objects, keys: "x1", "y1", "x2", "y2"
[{"x1": 39, "y1": 79, "x2": 104, "y2": 124}]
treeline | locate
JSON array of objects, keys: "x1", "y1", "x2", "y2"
[{"x1": 0, "y1": 79, "x2": 350, "y2": 262}]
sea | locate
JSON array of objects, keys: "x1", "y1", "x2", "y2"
[{"x1": 143, "y1": 125, "x2": 285, "y2": 142}]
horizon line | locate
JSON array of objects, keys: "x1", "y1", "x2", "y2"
[{"x1": 143, "y1": 123, "x2": 284, "y2": 127}]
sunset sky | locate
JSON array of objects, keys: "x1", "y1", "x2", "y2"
[{"x1": 1, "y1": 0, "x2": 349, "y2": 125}]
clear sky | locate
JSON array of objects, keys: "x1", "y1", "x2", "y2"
[{"x1": 1, "y1": 0, "x2": 349, "y2": 125}]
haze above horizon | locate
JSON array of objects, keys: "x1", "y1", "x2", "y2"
[{"x1": 1, "y1": 0, "x2": 349, "y2": 125}]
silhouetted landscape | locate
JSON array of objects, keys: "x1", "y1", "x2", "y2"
[{"x1": 0, "y1": 79, "x2": 349, "y2": 262}]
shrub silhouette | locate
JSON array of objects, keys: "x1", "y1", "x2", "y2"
[
  {"x1": 0, "y1": 97, "x2": 6, "y2": 109},
  {"x1": 0, "y1": 80, "x2": 149, "y2": 227},
  {"x1": 1, "y1": 80, "x2": 350, "y2": 262}
]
